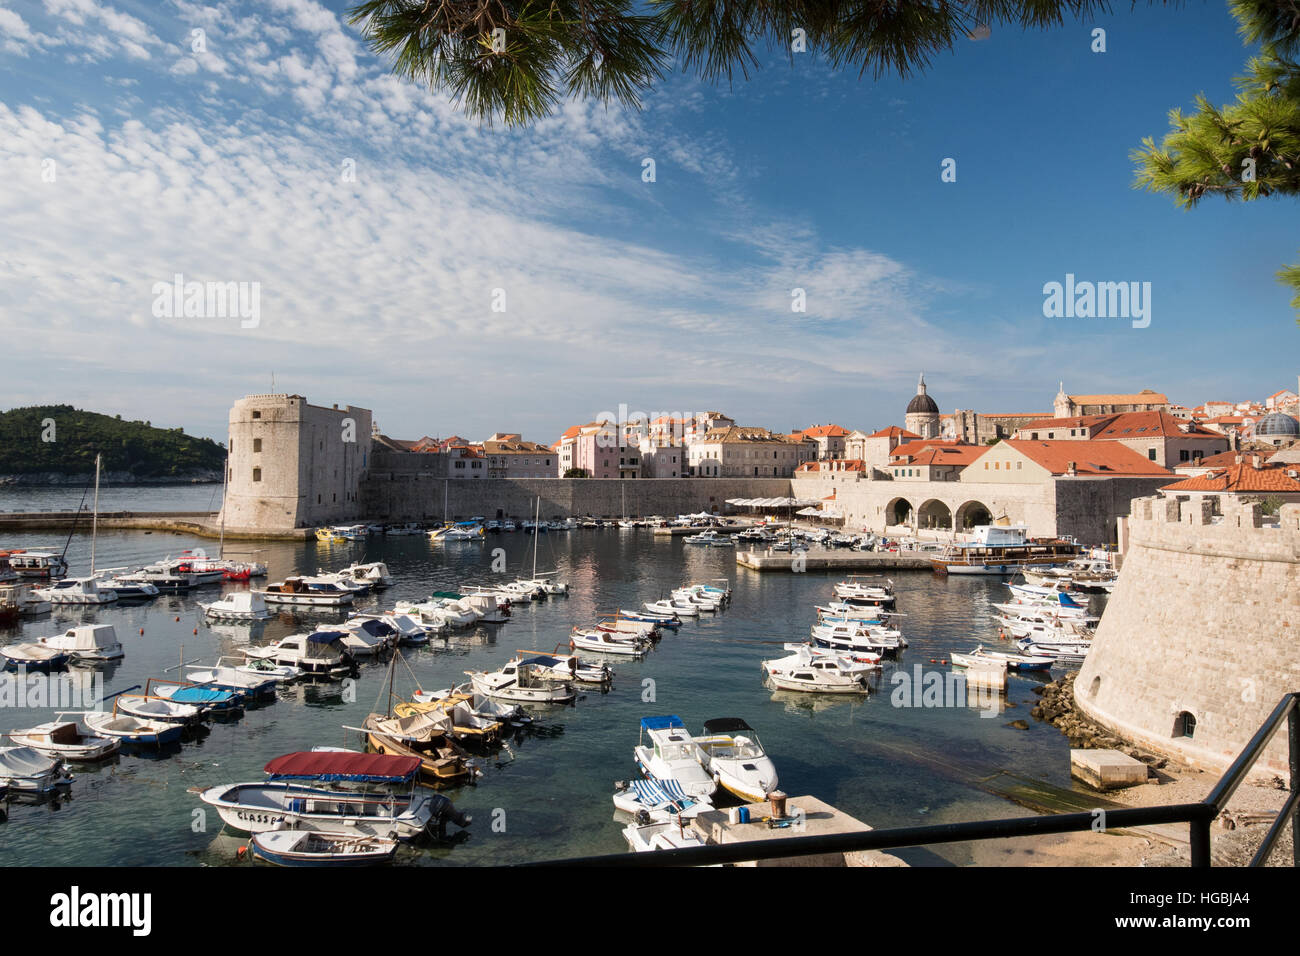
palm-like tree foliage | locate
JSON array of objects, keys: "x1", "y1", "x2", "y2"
[
  {"x1": 1133, "y1": 0, "x2": 1300, "y2": 321},
  {"x1": 348, "y1": 0, "x2": 1123, "y2": 126}
]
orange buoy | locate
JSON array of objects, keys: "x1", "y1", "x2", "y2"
[
  {"x1": 139, "y1": 628, "x2": 144, "y2": 634},
  {"x1": 175, "y1": 616, "x2": 180, "y2": 622},
  {"x1": 193, "y1": 628, "x2": 198, "y2": 634}
]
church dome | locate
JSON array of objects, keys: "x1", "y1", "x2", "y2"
[
  {"x1": 907, "y1": 393, "x2": 939, "y2": 414},
  {"x1": 1256, "y1": 412, "x2": 1300, "y2": 437}
]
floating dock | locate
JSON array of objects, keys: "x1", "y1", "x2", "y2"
[{"x1": 735, "y1": 549, "x2": 933, "y2": 571}]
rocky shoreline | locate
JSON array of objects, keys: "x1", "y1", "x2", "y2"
[{"x1": 1030, "y1": 673, "x2": 1170, "y2": 771}]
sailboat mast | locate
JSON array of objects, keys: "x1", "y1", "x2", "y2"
[
  {"x1": 533, "y1": 496, "x2": 540, "y2": 579},
  {"x1": 91, "y1": 453, "x2": 100, "y2": 575}
]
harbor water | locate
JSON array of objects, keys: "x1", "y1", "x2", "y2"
[{"x1": 0, "y1": 495, "x2": 1102, "y2": 866}]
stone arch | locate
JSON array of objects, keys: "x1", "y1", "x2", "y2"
[
  {"x1": 955, "y1": 500, "x2": 993, "y2": 529},
  {"x1": 917, "y1": 498, "x2": 952, "y2": 530},
  {"x1": 885, "y1": 497, "x2": 914, "y2": 526}
]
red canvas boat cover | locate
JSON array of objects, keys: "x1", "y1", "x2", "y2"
[{"x1": 263, "y1": 751, "x2": 421, "y2": 781}]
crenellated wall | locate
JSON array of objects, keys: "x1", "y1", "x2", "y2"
[{"x1": 1075, "y1": 496, "x2": 1300, "y2": 777}]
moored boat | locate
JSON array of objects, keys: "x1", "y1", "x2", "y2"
[{"x1": 249, "y1": 829, "x2": 398, "y2": 867}]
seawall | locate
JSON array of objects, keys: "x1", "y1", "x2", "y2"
[{"x1": 1074, "y1": 496, "x2": 1300, "y2": 778}]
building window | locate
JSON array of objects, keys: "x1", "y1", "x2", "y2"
[
  {"x1": 252, "y1": 411, "x2": 261, "y2": 419},
  {"x1": 1173, "y1": 711, "x2": 1196, "y2": 739},
  {"x1": 252, "y1": 468, "x2": 261, "y2": 482},
  {"x1": 1147, "y1": 448, "x2": 1157, "y2": 461},
  {"x1": 1180, "y1": 449, "x2": 1190, "y2": 462},
  {"x1": 253, "y1": 438, "x2": 262, "y2": 453}
]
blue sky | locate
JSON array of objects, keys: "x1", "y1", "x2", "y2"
[{"x1": 0, "y1": 0, "x2": 1295, "y2": 445}]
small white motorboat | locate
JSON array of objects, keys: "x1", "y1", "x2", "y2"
[
  {"x1": 338, "y1": 562, "x2": 394, "y2": 589},
  {"x1": 0, "y1": 745, "x2": 72, "y2": 791},
  {"x1": 508, "y1": 652, "x2": 611, "y2": 684},
  {"x1": 763, "y1": 654, "x2": 869, "y2": 694},
  {"x1": 33, "y1": 576, "x2": 117, "y2": 605},
  {"x1": 612, "y1": 777, "x2": 712, "y2": 823},
  {"x1": 116, "y1": 693, "x2": 206, "y2": 725},
  {"x1": 249, "y1": 829, "x2": 398, "y2": 866},
  {"x1": 82, "y1": 711, "x2": 185, "y2": 746},
  {"x1": 256, "y1": 577, "x2": 356, "y2": 607},
  {"x1": 633, "y1": 716, "x2": 716, "y2": 800},
  {"x1": 692, "y1": 718, "x2": 779, "y2": 803},
  {"x1": 200, "y1": 591, "x2": 273, "y2": 621},
  {"x1": 242, "y1": 631, "x2": 355, "y2": 678},
  {"x1": 645, "y1": 599, "x2": 698, "y2": 618},
  {"x1": 466, "y1": 660, "x2": 575, "y2": 704},
  {"x1": 5, "y1": 719, "x2": 120, "y2": 761},
  {"x1": 34, "y1": 624, "x2": 124, "y2": 663},
  {"x1": 0, "y1": 642, "x2": 70, "y2": 671},
  {"x1": 570, "y1": 628, "x2": 647, "y2": 657},
  {"x1": 186, "y1": 661, "x2": 280, "y2": 700}
]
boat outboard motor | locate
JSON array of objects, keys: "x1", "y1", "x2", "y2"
[{"x1": 428, "y1": 793, "x2": 473, "y2": 830}]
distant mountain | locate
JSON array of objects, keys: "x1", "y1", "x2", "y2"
[{"x1": 0, "y1": 405, "x2": 224, "y2": 483}]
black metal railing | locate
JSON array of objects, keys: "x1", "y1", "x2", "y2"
[{"x1": 534, "y1": 692, "x2": 1299, "y2": 868}]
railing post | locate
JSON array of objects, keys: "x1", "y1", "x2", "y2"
[
  {"x1": 1190, "y1": 815, "x2": 1212, "y2": 867},
  {"x1": 1291, "y1": 701, "x2": 1299, "y2": 869}
]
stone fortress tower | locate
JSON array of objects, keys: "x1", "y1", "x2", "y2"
[
  {"x1": 220, "y1": 394, "x2": 372, "y2": 530},
  {"x1": 1076, "y1": 495, "x2": 1300, "y2": 777},
  {"x1": 905, "y1": 372, "x2": 940, "y2": 439}
]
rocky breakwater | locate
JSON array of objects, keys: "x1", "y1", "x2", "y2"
[{"x1": 1031, "y1": 674, "x2": 1169, "y2": 772}]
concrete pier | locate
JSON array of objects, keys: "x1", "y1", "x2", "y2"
[
  {"x1": 735, "y1": 549, "x2": 933, "y2": 571},
  {"x1": 0, "y1": 511, "x2": 311, "y2": 541},
  {"x1": 690, "y1": 795, "x2": 908, "y2": 867}
]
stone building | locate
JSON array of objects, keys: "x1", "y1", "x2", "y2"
[
  {"x1": 904, "y1": 373, "x2": 941, "y2": 439},
  {"x1": 1052, "y1": 385, "x2": 1169, "y2": 418},
  {"x1": 222, "y1": 394, "x2": 372, "y2": 530},
  {"x1": 482, "y1": 435, "x2": 555, "y2": 478},
  {"x1": 1011, "y1": 411, "x2": 1228, "y2": 467},
  {"x1": 1075, "y1": 496, "x2": 1300, "y2": 777},
  {"x1": 687, "y1": 427, "x2": 815, "y2": 477}
]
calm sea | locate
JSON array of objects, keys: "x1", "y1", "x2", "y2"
[{"x1": 0, "y1": 495, "x2": 1102, "y2": 867}]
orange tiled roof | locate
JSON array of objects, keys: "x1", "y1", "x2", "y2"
[
  {"x1": 1162, "y1": 463, "x2": 1300, "y2": 494},
  {"x1": 1181, "y1": 449, "x2": 1277, "y2": 470},
  {"x1": 997, "y1": 440, "x2": 1174, "y2": 477},
  {"x1": 1066, "y1": 389, "x2": 1169, "y2": 405},
  {"x1": 891, "y1": 444, "x2": 986, "y2": 467},
  {"x1": 796, "y1": 424, "x2": 850, "y2": 438},
  {"x1": 866, "y1": 426, "x2": 922, "y2": 440}
]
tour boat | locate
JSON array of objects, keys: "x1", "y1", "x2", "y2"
[
  {"x1": 33, "y1": 576, "x2": 117, "y2": 605},
  {"x1": 200, "y1": 590, "x2": 273, "y2": 621},
  {"x1": 6, "y1": 719, "x2": 120, "y2": 761},
  {"x1": 33, "y1": 624, "x2": 124, "y2": 663},
  {"x1": 570, "y1": 628, "x2": 648, "y2": 657},
  {"x1": 466, "y1": 660, "x2": 575, "y2": 704},
  {"x1": 0, "y1": 746, "x2": 72, "y2": 792},
  {"x1": 623, "y1": 819, "x2": 707, "y2": 852},
  {"x1": 242, "y1": 631, "x2": 355, "y2": 678},
  {"x1": 198, "y1": 751, "x2": 470, "y2": 840},
  {"x1": 256, "y1": 577, "x2": 356, "y2": 607},
  {"x1": 249, "y1": 829, "x2": 398, "y2": 867},
  {"x1": 82, "y1": 710, "x2": 185, "y2": 746},
  {"x1": 633, "y1": 716, "x2": 716, "y2": 800},
  {"x1": 4, "y1": 550, "x2": 68, "y2": 579},
  {"x1": 930, "y1": 525, "x2": 1083, "y2": 575},
  {"x1": 612, "y1": 777, "x2": 712, "y2": 822},
  {"x1": 0, "y1": 642, "x2": 70, "y2": 671},
  {"x1": 692, "y1": 718, "x2": 779, "y2": 803}
]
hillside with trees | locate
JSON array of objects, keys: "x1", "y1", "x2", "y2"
[{"x1": 0, "y1": 405, "x2": 224, "y2": 482}]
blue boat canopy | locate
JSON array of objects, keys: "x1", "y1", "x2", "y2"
[
  {"x1": 640, "y1": 715, "x2": 686, "y2": 731},
  {"x1": 308, "y1": 630, "x2": 348, "y2": 643},
  {"x1": 355, "y1": 619, "x2": 396, "y2": 637}
]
